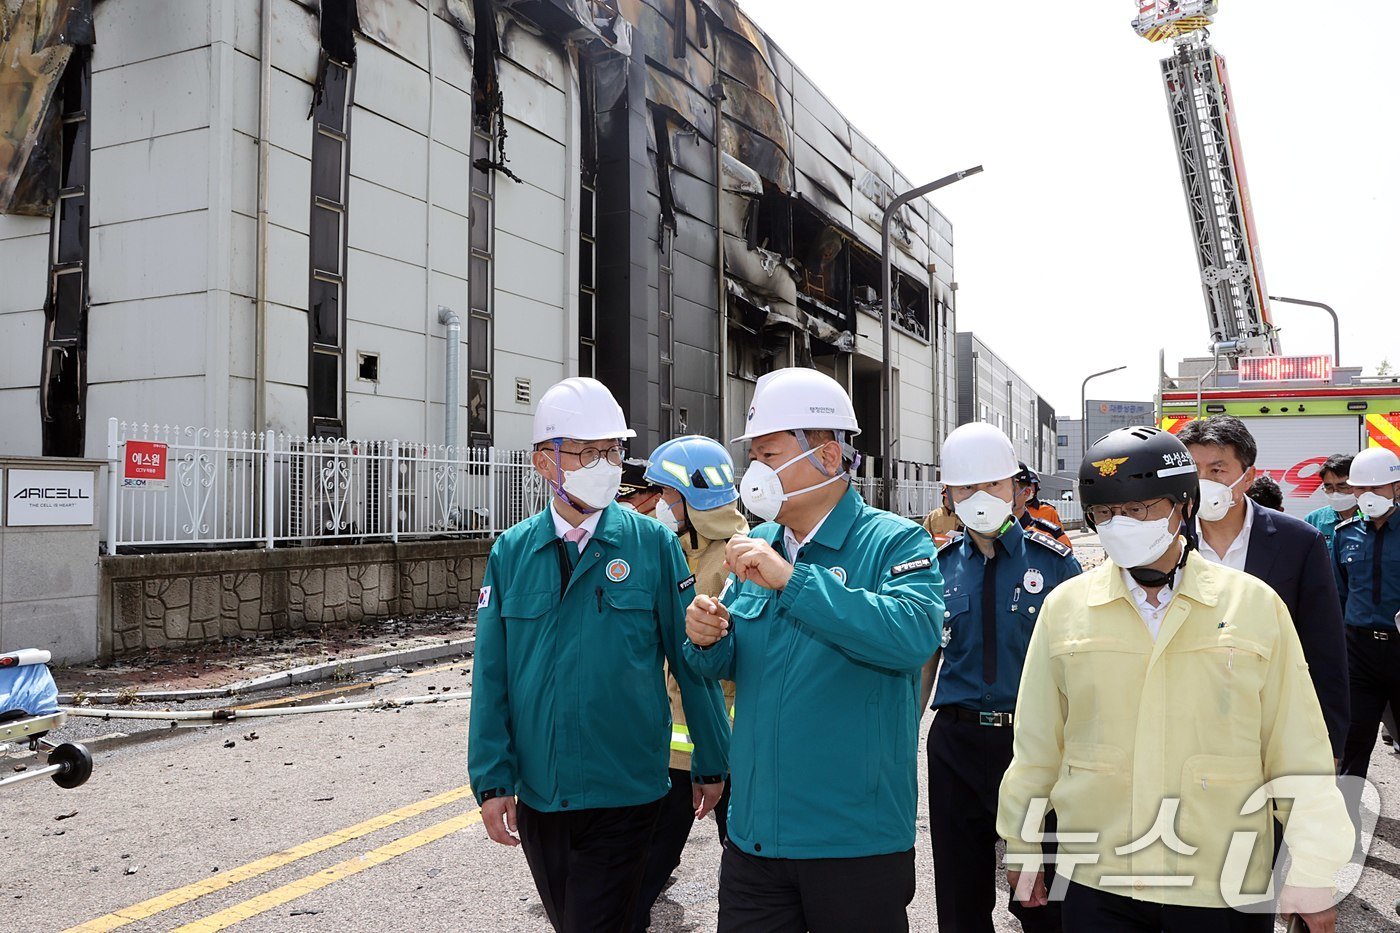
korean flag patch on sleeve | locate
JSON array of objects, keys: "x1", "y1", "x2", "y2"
[{"x1": 477, "y1": 586, "x2": 492, "y2": 609}]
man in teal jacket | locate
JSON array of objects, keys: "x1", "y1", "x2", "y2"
[
  {"x1": 469, "y1": 377, "x2": 730, "y2": 932},
  {"x1": 684, "y1": 368, "x2": 944, "y2": 932}
]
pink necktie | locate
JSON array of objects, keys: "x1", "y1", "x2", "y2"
[{"x1": 564, "y1": 528, "x2": 588, "y2": 553}]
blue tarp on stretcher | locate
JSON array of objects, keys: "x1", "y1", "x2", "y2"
[{"x1": 0, "y1": 664, "x2": 61, "y2": 717}]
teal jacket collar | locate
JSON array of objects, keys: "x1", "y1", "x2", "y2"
[
  {"x1": 525, "y1": 502, "x2": 624, "y2": 553},
  {"x1": 798, "y1": 483, "x2": 865, "y2": 553}
]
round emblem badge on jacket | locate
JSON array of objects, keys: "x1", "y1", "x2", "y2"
[
  {"x1": 1023, "y1": 569, "x2": 1044, "y2": 594},
  {"x1": 605, "y1": 559, "x2": 631, "y2": 583}
]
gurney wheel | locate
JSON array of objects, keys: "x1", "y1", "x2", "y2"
[{"x1": 50, "y1": 743, "x2": 92, "y2": 789}]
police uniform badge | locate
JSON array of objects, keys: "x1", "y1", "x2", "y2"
[{"x1": 1022, "y1": 569, "x2": 1044, "y2": 594}]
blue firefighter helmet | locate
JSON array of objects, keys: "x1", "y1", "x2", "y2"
[{"x1": 644, "y1": 435, "x2": 739, "y2": 511}]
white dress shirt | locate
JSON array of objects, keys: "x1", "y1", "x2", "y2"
[
  {"x1": 1197, "y1": 498, "x2": 1255, "y2": 571},
  {"x1": 551, "y1": 502, "x2": 604, "y2": 551},
  {"x1": 782, "y1": 508, "x2": 833, "y2": 562},
  {"x1": 1122, "y1": 569, "x2": 1175, "y2": 641}
]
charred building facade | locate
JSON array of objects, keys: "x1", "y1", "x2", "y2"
[{"x1": 1, "y1": 0, "x2": 957, "y2": 477}]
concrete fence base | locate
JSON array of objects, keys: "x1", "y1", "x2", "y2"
[{"x1": 99, "y1": 539, "x2": 491, "y2": 660}]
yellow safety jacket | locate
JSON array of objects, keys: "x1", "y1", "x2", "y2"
[
  {"x1": 997, "y1": 552, "x2": 1353, "y2": 908},
  {"x1": 667, "y1": 505, "x2": 744, "y2": 770}
]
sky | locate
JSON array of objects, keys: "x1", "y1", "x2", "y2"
[{"x1": 741, "y1": 0, "x2": 1398, "y2": 416}]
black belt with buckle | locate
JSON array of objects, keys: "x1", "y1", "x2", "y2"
[
  {"x1": 947, "y1": 706, "x2": 1014, "y2": 727},
  {"x1": 1368, "y1": 628, "x2": 1394, "y2": 642},
  {"x1": 1350, "y1": 626, "x2": 1397, "y2": 642}
]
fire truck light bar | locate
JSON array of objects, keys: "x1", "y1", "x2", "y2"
[{"x1": 1237, "y1": 355, "x2": 1333, "y2": 384}]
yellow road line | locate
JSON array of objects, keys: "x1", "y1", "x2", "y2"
[
  {"x1": 63, "y1": 785, "x2": 475, "y2": 932},
  {"x1": 172, "y1": 808, "x2": 484, "y2": 932}
]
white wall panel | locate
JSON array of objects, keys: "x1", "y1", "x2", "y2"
[
  {"x1": 350, "y1": 108, "x2": 429, "y2": 200},
  {"x1": 90, "y1": 212, "x2": 210, "y2": 304},
  {"x1": 0, "y1": 389, "x2": 43, "y2": 455},
  {"x1": 0, "y1": 310, "x2": 44, "y2": 389},
  {"x1": 346, "y1": 249, "x2": 429, "y2": 332},
  {"x1": 91, "y1": 49, "x2": 212, "y2": 149},
  {"x1": 0, "y1": 235, "x2": 49, "y2": 315},
  {"x1": 93, "y1": 0, "x2": 212, "y2": 72},
  {"x1": 347, "y1": 179, "x2": 427, "y2": 267},
  {"x1": 87, "y1": 296, "x2": 208, "y2": 383},
  {"x1": 494, "y1": 230, "x2": 564, "y2": 308},
  {"x1": 90, "y1": 130, "x2": 210, "y2": 227},
  {"x1": 355, "y1": 41, "x2": 431, "y2": 135}
]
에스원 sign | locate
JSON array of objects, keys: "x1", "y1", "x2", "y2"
[
  {"x1": 6, "y1": 469, "x2": 95, "y2": 527},
  {"x1": 123, "y1": 440, "x2": 170, "y2": 489}
]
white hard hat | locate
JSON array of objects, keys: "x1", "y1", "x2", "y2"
[
  {"x1": 1349, "y1": 447, "x2": 1400, "y2": 487},
  {"x1": 940, "y1": 422, "x2": 1019, "y2": 486},
  {"x1": 532, "y1": 377, "x2": 636, "y2": 444},
  {"x1": 732, "y1": 368, "x2": 860, "y2": 442}
]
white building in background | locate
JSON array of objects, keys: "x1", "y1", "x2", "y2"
[
  {"x1": 1, "y1": 0, "x2": 959, "y2": 492},
  {"x1": 955, "y1": 332, "x2": 1056, "y2": 472}
]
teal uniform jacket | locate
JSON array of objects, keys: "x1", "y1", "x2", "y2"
[
  {"x1": 683, "y1": 485, "x2": 945, "y2": 859},
  {"x1": 468, "y1": 503, "x2": 730, "y2": 811}
]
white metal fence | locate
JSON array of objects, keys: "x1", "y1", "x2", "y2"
[
  {"x1": 105, "y1": 418, "x2": 950, "y2": 552},
  {"x1": 105, "y1": 419, "x2": 547, "y2": 552}
]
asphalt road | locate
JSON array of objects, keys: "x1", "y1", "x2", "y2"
[{"x1": 6, "y1": 648, "x2": 1400, "y2": 933}]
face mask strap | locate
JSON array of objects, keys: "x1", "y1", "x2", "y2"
[{"x1": 543, "y1": 440, "x2": 604, "y2": 516}]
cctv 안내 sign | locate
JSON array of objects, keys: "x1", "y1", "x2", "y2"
[{"x1": 5, "y1": 469, "x2": 95, "y2": 527}]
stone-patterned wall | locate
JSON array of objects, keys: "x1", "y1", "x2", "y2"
[{"x1": 101, "y1": 541, "x2": 490, "y2": 659}]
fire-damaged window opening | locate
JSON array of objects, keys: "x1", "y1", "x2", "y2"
[
  {"x1": 658, "y1": 223, "x2": 676, "y2": 438},
  {"x1": 578, "y1": 59, "x2": 599, "y2": 380},
  {"x1": 40, "y1": 45, "x2": 92, "y2": 457},
  {"x1": 751, "y1": 183, "x2": 793, "y2": 258},
  {"x1": 791, "y1": 201, "x2": 849, "y2": 324},
  {"x1": 578, "y1": 180, "x2": 598, "y2": 378},
  {"x1": 467, "y1": 126, "x2": 495, "y2": 445},
  {"x1": 848, "y1": 240, "x2": 931, "y2": 343},
  {"x1": 470, "y1": 0, "x2": 521, "y2": 184},
  {"x1": 307, "y1": 56, "x2": 353, "y2": 438}
]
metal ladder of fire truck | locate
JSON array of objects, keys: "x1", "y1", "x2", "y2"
[{"x1": 1159, "y1": 33, "x2": 1282, "y2": 359}]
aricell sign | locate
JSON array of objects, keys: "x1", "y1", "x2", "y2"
[{"x1": 5, "y1": 469, "x2": 95, "y2": 527}]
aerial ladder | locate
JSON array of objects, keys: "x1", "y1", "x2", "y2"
[{"x1": 1132, "y1": 1, "x2": 1282, "y2": 361}]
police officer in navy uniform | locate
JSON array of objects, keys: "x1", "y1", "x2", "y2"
[
  {"x1": 1335, "y1": 446, "x2": 1400, "y2": 785},
  {"x1": 922, "y1": 424, "x2": 1080, "y2": 933}
]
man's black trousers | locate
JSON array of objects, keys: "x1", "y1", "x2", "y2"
[
  {"x1": 927, "y1": 709, "x2": 1062, "y2": 933},
  {"x1": 1061, "y1": 881, "x2": 1272, "y2": 932},
  {"x1": 717, "y1": 844, "x2": 915, "y2": 932},
  {"x1": 630, "y1": 769, "x2": 730, "y2": 932},
  {"x1": 516, "y1": 796, "x2": 663, "y2": 933}
]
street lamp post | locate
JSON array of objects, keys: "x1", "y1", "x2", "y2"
[
  {"x1": 1267, "y1": 295, "x2": 1341, "y2": 366},
  {"x1": 1081, "y1": 366, "x2": 1128, "y2": 463},
  {"x1": 882, "y1": 165, "x2": 984, "y2": 510}
]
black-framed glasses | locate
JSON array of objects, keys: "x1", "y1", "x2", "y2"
[
  {"x1": 557, "y1": 444, "x2": 627, "y2": 469},
  {"x1": 1085, "y1": 497, "x2": 1172, "y2": 525}
]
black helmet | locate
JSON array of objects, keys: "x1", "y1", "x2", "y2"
[
  {"x1": 617, "y1": 458, "x2": 657, "y2": 499},
  {"x1": 1014, "y1": 461, "x2": 1039, "y2": 487},
  {"x1": 1078, "y1": 426, "x2": 1199, "y2": 528}
]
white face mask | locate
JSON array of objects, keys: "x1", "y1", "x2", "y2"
[
  {"x1": 1323, "y1": 491, "x2": 1357, "y2": 512},
  {"x1": 1358, "y1": 491, "x2": 1396, "y2": 520},
  {"x1": 1096, "y1": 515, "x2": 1179, "y2": 569},
  {"x1": 654, "y1": 496, "x2": 683, "y2": 533},
  {"x1": 952, "y1": 490, "x2": 1015, "y2": 536},
  {"x1": 740, "y1": 446, "x2": 844, "y2": 523},
  {"x1": 548, "y1": 458, "x2": 623, "y2": 511},
  {"x1": 1196, "y1": 473, "x2": 1247, "y2": 523}
]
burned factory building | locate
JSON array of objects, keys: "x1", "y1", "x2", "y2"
[{"x1": 1, "y1": 0, "x2": 957, "y2": 479}]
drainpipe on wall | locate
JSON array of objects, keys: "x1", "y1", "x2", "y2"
[
  {"x1": 254, "y1": 0, "x2": 273, "y2": 432},
  {"x1": 439, "y1": 306, "x2": 461, "y2": 452}
]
